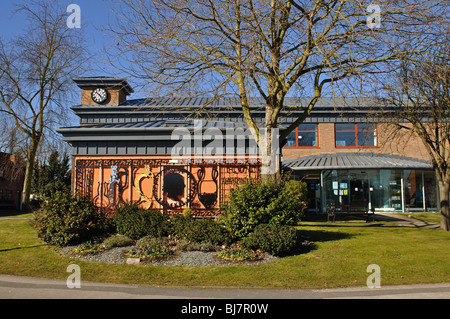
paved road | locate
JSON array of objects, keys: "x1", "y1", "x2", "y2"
[{"x1": 0, "y1": 275, "x2": 449, "y2": 299}]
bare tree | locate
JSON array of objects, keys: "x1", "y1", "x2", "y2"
[
  {"x1": 376, "y1": 36, "x2": 450, "y2": 230},
  {"x1": 109, "y1": 0, "x2": 445, "y2": 179},
  {"x1": 0, "y1": 0, "x2": 88, "y2": 211}
]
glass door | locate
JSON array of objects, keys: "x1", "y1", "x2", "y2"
[
  {"x1": 403, "y1": 170, "x2": 424, "y2": 211},
  {"x1": 304, "y1": 177, "x2": 321, "y2": 212},
  {"x1": 423, "y1": 171, "x2": 438, "y2": 211},
  {"x1": 349, "y1": 172, "x2": 369, "y2": 209}
]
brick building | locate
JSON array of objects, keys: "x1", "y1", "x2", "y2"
[
  {"x1": 58, "y1": 78, "x2": 261, "y2": 217},
  {"x1": 282, "y1": 120, "x2": 437, "y2": 213},
  {"x1": 0, "y1": 152, "x2": 24, "y2": 210},
  {"x1": 58, "y1": 77, "x2": 438, "y2": 215}
]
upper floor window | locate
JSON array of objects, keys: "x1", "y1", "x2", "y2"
[
  {"x1": 335, "y1": 123, "x2": 377, "y2": 147},
  {"x1": 285, "y1": 123, "x2": 318, "y2": 148}
]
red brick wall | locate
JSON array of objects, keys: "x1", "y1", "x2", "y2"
[
  {"x1": 0, "y1": 153, "x2": 24, "y2": 209},
  {"x1": 80, "y1": 87, "x2": 126, "y2": 105},
  {"x1": 282, "y1": 123, "x2": 430, "y2": 161}
]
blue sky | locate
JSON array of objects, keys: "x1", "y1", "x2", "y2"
[
  {"x1": 0, "y1": 0, "x2": 125, "y2": 78},
  {"x1": 0, "y1": 0, "x2": 146, "y2": 133}
]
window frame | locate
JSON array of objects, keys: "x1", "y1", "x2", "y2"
[
  {"x1": 335, "y1": 123, "x2": 378, "y2": 148},
  {"x1": 284, "y1": 123, "x2": 319, "y2": 149}
]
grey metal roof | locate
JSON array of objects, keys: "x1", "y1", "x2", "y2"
[
  {"x1": 71, "y1": 96, "x2": 384, "y2": 127},
  {"x1": 58, "y1": 118, "x2": 260, "y2": 156},
  {"x1": 282, "y1": 153, "x2": 433, "y2": 170},
  {"x1": 58, "y1": 119, "x2": 249, "y2": 133},
  {"x1": 56, "y1": 119, "x2": 259, "y2": 150},
  {"x1": 118, "y1": 96, "x2": 379, "y2": 108}
]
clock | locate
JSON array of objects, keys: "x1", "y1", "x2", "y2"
[{"x1": 91, "y1": 88, "x2": 108, "y2": 104}]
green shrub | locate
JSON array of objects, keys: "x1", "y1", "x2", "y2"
[
  {"x1": 169, "y1": 215, "x2": 192, "y2": 238},
  {"x1": 127, "y1": 236, "x2": 172, "y2": 259},
  {"x1": 102, "y1": 234, "x2": 134, "y2": 249},
  {"x1": 240, "y1": 223, "x2": 300, "y2": 256},
  {"x1": 176, "y1": 240, "x2": 220, "y2": 252},
  {"x1": 114, "y1": 202, "x2": 169, "y2": 240},
  {"x1": 170, "y1": 216, "x2": 233, "y2": 246},
  {"x1": 33, "y1": 191, "x2": 113, "y2": 247},
  {"x1": 182, "y1": 208, "x2": 192, "y2": 218},
  {"x1": 71, "y1": 240, "x2": 104, "y2": 255},
  {"x1": 71, "y1": 234, "x2": 134, "y2": 255},
  {"x1": 219, "y1": 178, "x2": 308, "y2": 238},
  {"x1": 216, "y1": 248, "x2": 259, "y2": 262}
]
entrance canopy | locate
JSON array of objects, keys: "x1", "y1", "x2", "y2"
[{"x1": 283, "y1": 153, "x2": 432, "y2": 171}]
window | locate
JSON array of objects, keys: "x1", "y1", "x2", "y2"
[
  {"x1": 4, "y1": 190, "x2": 12, "y2": 201},
  {"x1": 335, "y1": 123, "x2": 377, "y2": 147},
  {"x1": 285, "y1": 124, "x2": 318, "y2": 148}
]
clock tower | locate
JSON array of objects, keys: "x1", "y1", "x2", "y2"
[{"x1": 73, "y1": 77, "x2": 134, "y2": 105}]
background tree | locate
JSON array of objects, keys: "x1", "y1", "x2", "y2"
[
  {"x1": 109, "y1": 0, "x2": 445, "y2": 179},
  {"x1": 376, "y1": 38, "x2": 450, "y2": 231},
  {"x1": 32, "y1": 150, "x2": 71, "y2": 203},
  {"x1": 0, "y1": 0, "x2": 88, "y2": 211}
]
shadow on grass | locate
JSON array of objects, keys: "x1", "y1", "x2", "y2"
[
  {"x1": 0, "y1": 210, "x2": 23, "y2": 217},
  {"x1": 0, "y1": 244, "x2": 47, "y2": 252},
  {"x1": 300, "y1": 229, "x2": 353, "y2": 242},
  {"x1": 302, "y1": 213, "x2": 409, "y2": 229},
  {"x1": 285, "y1": 228, "x2": 354, "y2": 257}
]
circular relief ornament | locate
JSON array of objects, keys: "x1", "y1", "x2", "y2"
[{"x1": 153, "y1": 166, "x2": 197, "y2": 209}]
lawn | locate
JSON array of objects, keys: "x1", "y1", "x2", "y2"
[
  {"x1": 0, "y1": 213, "x2": 449, "y2": 288},
  {"x1": 398, "y1": 212, "x2": 442, "y2": 224}
]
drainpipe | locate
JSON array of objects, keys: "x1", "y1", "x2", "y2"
[
  {"x1": 320, "y1": 170, "x2": 325, "y2": 214},
  {"x1": 401, "y1": 172, "x2": 405, "y2": 213},
  {"x1": 422, "y1": 171, "x2": 426, "y2": 212}
]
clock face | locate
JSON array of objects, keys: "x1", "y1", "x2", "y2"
[{"x1": 91, "y1": 88, "x2": 108, "y2": 104}]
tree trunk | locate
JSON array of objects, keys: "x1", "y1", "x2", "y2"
[
  {"x1": 438, "y1": 181, "x2": 450, "y2": 231},
  {"x1": 259, "y1": 120, "x2": 281, "y2": 182},
  {"x1": 21, "y1": 137, "x2": 39, "y2": 213}
]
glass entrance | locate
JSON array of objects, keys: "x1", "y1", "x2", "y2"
[
  {"x1": 305, "y1": 177, "x2": 321, "y2": 212},
  {"x1": 424, "y1": 171, "x2": 438, "y2": 211},
  {"x1": 349, "y1": 172, "x2": 370, "y2": 208},
  {"x1": 323, "y1": 170, "x2": 372, "y2": 210},
  {"x1": 321, "y1": 169, "x2": 438, "y2": 213},
  {"x1": 293, "y1": 172, "x2": 321, "y2": 213},
  {"x1": 403, "y1": 170, "x2": 424, "y2": 211}
]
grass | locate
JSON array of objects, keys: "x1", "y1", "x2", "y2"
[
  {"x1": 0, "y1": 213, "x2": 449, "y2": 288},
  {"x1": 398, "y1": 212, "x2": 442, "y2": 224}
]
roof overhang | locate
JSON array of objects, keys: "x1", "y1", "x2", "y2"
[
  {"x1": 72, "y1": 77, "x2": 134, "y2": 95},
  {"x1": 56, "y1": 120, "x2": 255, "y2": 142},
  {"x1": 282, "y1": 153, "x2": 433, "y2": 171}
]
